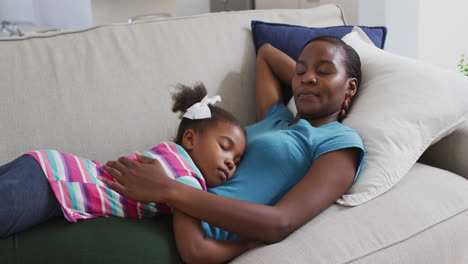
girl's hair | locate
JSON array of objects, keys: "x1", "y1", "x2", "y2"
[
  {"x1": 172, "y1": 82, "x2": 243, "y2": 144},
  {"x1": 300, "y1": 35, "x2": 361, "y2": 89}
]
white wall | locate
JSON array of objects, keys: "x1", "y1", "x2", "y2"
[
  {"x1": 0, "y1": 0, "x2": 177, "y2": 29},
  {"x1": 91, "y1": 0, "x2": 176, "y2": 25},
  {"x1": 0, "y1": 0, "x2": 35, "y2": 22},
  {"x1": 37, "y1": 0, "x2": 92, "y2": 29},
  {"x1": 176, "y1": 0, "x2": 210, "y2": 17},
  {"x1": 360, "y1": 0, "x2": 420, "y2": 59},
  {"x1": 419, "y1": 0, "x2": 468, "y2": 72},
  {"x1": 0, "y1": 0, "x2": 92, "y2": 30},
  {"x1": 329, "y1": 0, "x2": 467, "y2": 70}
]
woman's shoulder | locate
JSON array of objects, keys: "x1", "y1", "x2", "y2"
[
  {"x1": 319, "y1": 122, "x2": 363, "y2": 145},
  {"x1": 310, "y1": 122, "x2": 364, "y2": 158},
  {"x1": 288, "y1": 120, "x2": 364, "y2": 159},
  {"x1": 324, "y1": 121, "x2": 360, "y2": 136}
]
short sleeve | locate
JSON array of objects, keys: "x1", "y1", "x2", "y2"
[
  {"x1": 143, "y1": 142, "x2": 207, "y2": 191},
  {"x1": 312, "y1": 124, "x2": 365, "y2": 183},
  {"x1": 174, "y1": 176, "x2": 204, "y2": 190}
]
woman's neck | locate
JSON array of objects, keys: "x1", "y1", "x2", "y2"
[{"x1": 291, "y1": 112, "x2": 339, "y2": 127}]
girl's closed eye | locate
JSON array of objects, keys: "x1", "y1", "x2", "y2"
[
  {"x1": 219, "y1": 143, "x2": 227, "y2": 150},
  {"x1": 219, "y1": 139, "x2": 232, "y2": 151}
]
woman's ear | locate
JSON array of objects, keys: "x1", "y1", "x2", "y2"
[
  {"x1": 347, "y1": 78, "x2": 358, "y2": 98},
  {"x1": 339, "y1": 78, "x2": 358, "y2": 121},
  {"x1": 182, "y1": 129, "x2": 196, "y2": 151}
]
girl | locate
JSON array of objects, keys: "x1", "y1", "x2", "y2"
[
  {"x1": 101, "y1": 36, "x2": 365, "y2": 262},
  {"x1": 0, "y1": 83, "x2": 250, "y2": 262}
]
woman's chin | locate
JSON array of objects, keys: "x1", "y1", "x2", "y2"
[{"x1": 296, "y1": 105, "x2": 320, "y2": 117}]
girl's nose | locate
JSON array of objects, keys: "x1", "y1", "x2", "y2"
[{"x1": 225, "y1": 159, "x2": 234, "y2": 170}]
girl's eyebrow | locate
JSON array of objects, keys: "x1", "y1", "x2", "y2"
[{"x1": 220, "y1": 136, "x2": 234, "y2": 146}]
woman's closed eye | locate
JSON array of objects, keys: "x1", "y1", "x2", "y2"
[
  {"x1": 317, "y1": 69, "x2": 334, "y2": 75},
  {"x1": 296, "y1": 69, "x2": 305, "y2": 75},
  {"x1": 317, "y1": 71, "x2": 331, "y2": 76},
  {"x1": 295, "y1": 62, "x2": 306, "y2": 75},
  {"x1": 316, "y1": 62, "x2": 336, "y2": 76}
]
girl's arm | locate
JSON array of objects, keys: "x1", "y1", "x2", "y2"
[
  {"x1": 173, "y1": 209, "x2": 261, "y2": 264},
  {"x1": 101, "y1": 148, "x2": 359, "y2": 243},
  {"x1": 255, "y1": 43, "x2": 296, "y2": 121}
]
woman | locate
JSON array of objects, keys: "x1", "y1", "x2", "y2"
[{"x1": 101, "y1": 36, "x2": 364, "y2": 263}]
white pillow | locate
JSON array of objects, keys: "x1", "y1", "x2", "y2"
[{"x1": 292, "y1": 27, "x2": 468, "y2": 206}]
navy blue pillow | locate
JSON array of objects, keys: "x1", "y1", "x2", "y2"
[
  {"x1": 251, "y1": 20, "x2": 387, "y2": 61},
  {"x1": 251, "y1": 20, "x2": 387, "y2": 103}
]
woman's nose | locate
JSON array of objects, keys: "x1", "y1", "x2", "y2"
[{"x1": 301, "y1": 71, "x2": 317, "y2": 85}]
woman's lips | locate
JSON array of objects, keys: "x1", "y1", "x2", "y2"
[
  {"x1": 298, "y1": 91, "x2": 320, "y2": 98},
  {"x1": 298, "y1": 91, "x2": 319, "y2": 99}
]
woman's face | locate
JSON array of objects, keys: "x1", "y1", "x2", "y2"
[
  {"x1": 187, "y1": 121, "x2": 246, "y2": 188},
  {"x1": 292, "y1": 41, "x2": 353, "y2": 125}
]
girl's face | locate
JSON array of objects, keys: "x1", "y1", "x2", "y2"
[
  {"x1": 184, "y1": 121, "x2": 246, "y2": 188},
  {"x1": 292, "y1": 41, "x2": 355, "y2": 126}
]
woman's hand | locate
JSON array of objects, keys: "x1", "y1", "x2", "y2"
[{"x1": 99, "y1": 153, "x2": 174, "y2": 203}]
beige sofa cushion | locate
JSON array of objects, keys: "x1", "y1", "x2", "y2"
[
  {"x1": 232, "y1": 163, "x2": 468, "y2": 263},
  {"x1": 0, "y1": 5, "x2": 345, "y2": 164}
]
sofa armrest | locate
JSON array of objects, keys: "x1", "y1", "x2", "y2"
[{"x1": 420, "y1": 119, "x2": 468, "y2": 179}]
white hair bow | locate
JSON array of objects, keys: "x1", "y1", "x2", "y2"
[{"x1": 183, "y1": 95, "x2": 222, "y2": 120}]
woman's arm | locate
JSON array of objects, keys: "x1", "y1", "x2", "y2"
[
  {"x1": 173, "y1": 209, "x2": 261, "y2": 264},
  {"x1": 255, "y1": 43, "x2": 296, "y2": 121},
  {"x1": 101, "y1": 148, "x2": 360, "y2": 243}
]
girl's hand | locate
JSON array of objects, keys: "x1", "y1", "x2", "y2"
[
  {"x1": 173, "y1": 209, "x2": 262, "y2": 264},
  {"x1": 99, "y1": 153, "x2": 174, "y2": 203}
]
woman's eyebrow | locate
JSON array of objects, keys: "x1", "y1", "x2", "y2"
[
  {"x1": 297, "y1": 59, "x2": 335, "y2": 66},
  {"x1": 318, "y1": 60, "x2": 336, "y2": 66}
]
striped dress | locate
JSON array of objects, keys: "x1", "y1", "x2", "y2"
[{"x1": 26, "y1": 141, "x2": 206, "y2": 222}]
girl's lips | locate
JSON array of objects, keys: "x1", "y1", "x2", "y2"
[{"x1": 217, "y1": 168, "x2": 229, "y2": 182}]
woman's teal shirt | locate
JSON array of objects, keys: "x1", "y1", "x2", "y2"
[{"x1": 202, "y1": 104, "x2": 365, "y2": 240}]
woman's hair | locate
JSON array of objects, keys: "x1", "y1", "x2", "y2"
[
  {"x1": 172, "y1": 82, "x2": 243, "y2": 144},
  {"x1": 300, "y1": 35, "x2": 361, "y2": 89}
]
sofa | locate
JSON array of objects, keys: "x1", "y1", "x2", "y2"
[{"x1": 1, "y1": 4, "x2": 468, "y2": 263}]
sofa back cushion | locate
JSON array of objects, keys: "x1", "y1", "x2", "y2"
[{"x1": 0, "y1": 5, "x2": 345, "y2": 163}]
